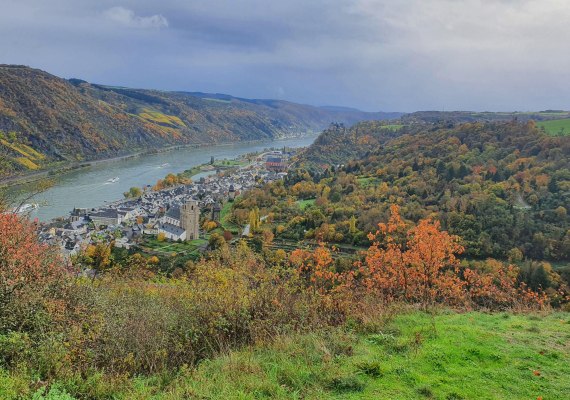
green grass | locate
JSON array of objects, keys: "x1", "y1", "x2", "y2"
[
  {"x1": 140, "y1": 236, "x2": 207, "y2": 255},
  {"x1": 165, "y1": 311, "x2": 570, "y2": 400},
  {"x1": 220, "y1": 201, "x2": 241, "y2": 234},
  {"x1": 3, "y1": 311, "x2": 569, "y2": 399},
  {"x1": 536, "y1": 118, "x2": 570, "y2": 136},
  {"x1": 297, "y1": 198, "x2": 316, "y2": 210},
  {"x1": 357, "y1": 176, "x2": 381, "y2": 187},
  {"x1": 213, "y1": 159, "x2": 247, "y2": 167}
]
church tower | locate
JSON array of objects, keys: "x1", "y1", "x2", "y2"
[{"x1": 181, "y1": 199, "x2": 200, "y2": 241}]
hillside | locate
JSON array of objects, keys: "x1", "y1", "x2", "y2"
[
  {"x1": 402, "y1": 110, "x2": 570, "y2": 124},
  {"x1": 0, "y1": 65, "x2": 400, "y2": 179},
  {"x1": 3, "y1": 311, "x2": 568, "y2": 399},
  {"x1": 234, "y1": 120, "x2": 570, "y2": 263}
]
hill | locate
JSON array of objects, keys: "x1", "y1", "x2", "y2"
[
  {"x1": 245, "y1": 120, "x2": 570, "y2": 262},
  {"x1": 3, "y1": 311, "x2": 568, "y2": 399},
  {"x1": 402, "y1": 110, "x2": 570, "y2": 124},
  {"x1": 0, "y1": 65, "x2": 400, "y2": 180}
]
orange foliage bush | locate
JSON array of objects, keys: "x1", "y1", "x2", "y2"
[
  {"x1": 297, "y1": 205, "x2": 547, "y2": 310},
  {"x1": 0, "y1": 213, "x2": 70, "y2": 331},
  {"x1": 358, "y1": 205, "x2": 465, "y2": 308}
]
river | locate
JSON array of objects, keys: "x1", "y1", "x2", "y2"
[{"x1": 9, "y1": 135, "x2": 317, "y2": 221}]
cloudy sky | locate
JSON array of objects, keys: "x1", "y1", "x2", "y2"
[{"x1": 1, "y1": 0, "x2": 568, "y2": 112}]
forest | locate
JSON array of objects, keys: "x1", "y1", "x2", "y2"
[{"x1": 227, "y1": 120, "x2": 570, "y2": 304}]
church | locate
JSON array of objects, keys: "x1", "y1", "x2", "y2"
[{"x1": 158, "y1": 199, "x2": 200, "y2": 241}]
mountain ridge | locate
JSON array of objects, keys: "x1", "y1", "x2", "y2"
[{"x1": 0, "y1": 65, "x2": 401, "y2": 179}]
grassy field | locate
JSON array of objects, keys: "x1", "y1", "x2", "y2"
[
  {"x1": 297, "y1": 198, "x2": 316, "y2": 210},
  {"x1": 167, "y1": 311, "x2": 570, "y2": 400},
  {"x1": 536, "y1": 118, "x2": 570, "y2": 136},
  {"x1": 220, "y1": 201, "x2": 241, "y2": 234},
  {"x1": 213, "y1": 159, "x2": 248, "y2": 167},
  {"x1": 140, "y1": 236, "x2": 207, "y2": 256},
  {"x1": 357, "y1": 176, "x2": 381, "y2": 188},
  {"x1": 7, "y1": 310, "x2": 568, "y2": 399}
]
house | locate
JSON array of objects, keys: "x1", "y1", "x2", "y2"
[
  {"x1": 159, "y1": 222, "x2": 186, "y2": 241},
  {"x1": 209, "y1": 202, "x2": 222, "y2": 221},
  {"x1": 70, "y1": 208, "x2": 88, "y2": 222},
  {"x1": 265, "y1": 156, "x2": 287, "y2": 172},
  {"x1": 89, "y1": 209, "x2": 121, "y2": 227},
  {"x1": 228, "y1": 185, "x2": 237, "y2": 200}
]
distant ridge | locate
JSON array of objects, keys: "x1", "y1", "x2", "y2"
[{"x1": 0, "y1": 65, "x2": 401, "y2": 179}]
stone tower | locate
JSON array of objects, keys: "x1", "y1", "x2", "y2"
[{"x1": 181, "y1": 199, "x2": 200, "y2": 241}]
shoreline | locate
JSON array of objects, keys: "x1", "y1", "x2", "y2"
[
  {"x1": 40, "y1": 149, "x2": 262, "y2": 225},
  {"x1": 0, "y1": 134, "x2": 309, "y2": 189}
]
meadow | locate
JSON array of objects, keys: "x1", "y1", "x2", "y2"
[{"x1": 536, "y1": 118, "x2": 570, "y2": 135}]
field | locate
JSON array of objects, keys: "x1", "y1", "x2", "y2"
[
  {"x1": 357, "y1": 176, "x2": 381, "y2": 187},
  {"x1": 536, "y1": 118, "x2": 570, "y2": 136},
  {"x1": 297, "y1": 198, "x2": 316, "y2": 210},
  {"x1": 172, "y1": 311, "x2": 570, "y2": 399},
  {"x1": 139, "y1": 235, "x2": 207, "y2": 257},
  {"x1": 220, "y1": 200, "x2": 241, "y2": 234},
  {"x1": 9, "y1": 310, "x2": 568, "y2": 399}
]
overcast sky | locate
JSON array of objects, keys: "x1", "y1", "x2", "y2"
[{"x1": 1, "y1": 0, "x2": 568, "y2": 112}]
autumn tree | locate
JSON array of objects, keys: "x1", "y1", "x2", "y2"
[
  {"x1": 248, "y1": 207, "x2": 261, "y2": 233},
  {"x1": 0, "y1": 213, "x2": 68, "y2": 331},
  {"x1": 124, "y1": 186, "x2": 143, "y2": 199},
  {"x1": 359, "y1": 205, "x2": 465, "y2": 307}
]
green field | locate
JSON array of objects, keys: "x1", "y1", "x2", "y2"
[
  {"x1": 357, "y1": 176, "x2": 381, "y2": 187},
  {"x1": 9, "y1": 310, "x2": 568, "y2": 399},
  {"x1": 536, "y1": 118, "x2": 570, "y2": 136},
  {"x1": 140, "y1": 236, "x2": 207, "y2": 256},
  {"x1": 297, "y1": 198, "x2": 316, "y2": 210},
  {"x1": 214, "y1": 159, "x2": 248, "y2": 167},
  {"x1": 170, "y1": 311, "x2": 570, "y2": 399}
]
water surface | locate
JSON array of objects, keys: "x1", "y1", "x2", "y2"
[{"x1": 11, "y1": 135, "x2": 317, "y2": 221}]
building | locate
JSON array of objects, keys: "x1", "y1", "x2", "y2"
[
  {"x1": 89, "y1": 209, "x2": 121, "y2": 227},
  {"x1": 158, "y1": 199, "x2": 200, "y2": 241},
  {"x1": 265, "y1": 156, "x2": 287, "y2": 172},
  {"x1": 210, "y1": 202, "x2": 222, "y2": 221},
  {"x1": 228, "y1": 184, "x2": 237, "y2": 200},
  {"x1": 181, "y1": 199, "x2": 200, "y2": 240},
  {"x1": 159, "y1": 222, "x2": 186, "y2": 241},
  {"x1": 70, "y1": 208, "x2": 88, "y2": 222}
]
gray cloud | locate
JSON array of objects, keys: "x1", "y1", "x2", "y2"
[
  {"x1": 103, "y1": 7, "x2": 168, "y2": 29},
  {"x1": 0, "y1": 0, "x2": 568, "y2": 112}
]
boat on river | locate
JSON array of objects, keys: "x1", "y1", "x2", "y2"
[{"x1": 13, "y1": 203, "x2": 39, "y2": 214}]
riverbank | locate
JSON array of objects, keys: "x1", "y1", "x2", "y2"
[
  {"x1": 0, "y1": 133, "x2": 310, "y2": 189},
  {"x1": 6, "y1": 134, "x2": 317, "y2": 222}
]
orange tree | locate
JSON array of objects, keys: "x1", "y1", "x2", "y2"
[
  {"x1": 359, "y1": 205, "x2": 465, "y2": 308},
  {"x1": 0, "y1": 213, "x2": 70, "y2": 333}
]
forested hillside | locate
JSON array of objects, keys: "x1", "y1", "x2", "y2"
[
  {"x1": 0, "y1": 65, "x2": 399, "y2": 179},
  {"x1": 226, "y1": 120, "x2": 570, "y2": 291}
]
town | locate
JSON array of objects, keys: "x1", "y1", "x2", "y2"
[{"x1": 37, "y1": 149, "x2": 292, "y2": 259}]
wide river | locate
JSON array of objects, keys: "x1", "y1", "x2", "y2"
[{"x1": 11, "y1": 134, "x2": 317, "y2": 221}]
